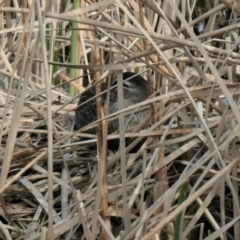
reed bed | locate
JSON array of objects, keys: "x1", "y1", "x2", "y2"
[{"x1": 0, "y1": 0, "x2": 239, "y2": 239}]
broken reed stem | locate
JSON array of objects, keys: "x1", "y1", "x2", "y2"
[
  {"x1": 116, "y1": 51, "x2": 131, "y2": 235},
  {"x1": 138, "y1": 0, "x2": 168, "y2": 215},
  {"x1": 94, "y1": 40, "x2": 111, "y2": 240}
]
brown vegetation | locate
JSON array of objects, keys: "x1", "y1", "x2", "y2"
[{"x1": 0, "y1": 0, "x2": 239, "y2": 239}]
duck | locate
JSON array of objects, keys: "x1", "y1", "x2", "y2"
[{"x1": 74, "y1": 72, "x2": 150, "y2": 150}]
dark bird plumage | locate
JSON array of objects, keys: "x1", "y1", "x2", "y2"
[{"x1": 74, "y1": 72, "x2": 150, "y2": 150}]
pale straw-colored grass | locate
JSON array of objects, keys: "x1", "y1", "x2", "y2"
[{"x1": 0, "y1": 0, "x2": 239, "y2": 239}]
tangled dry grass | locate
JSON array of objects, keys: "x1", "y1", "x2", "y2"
[{"x1": 0, "y1": 0, "x2": 240, "y2": 239}]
